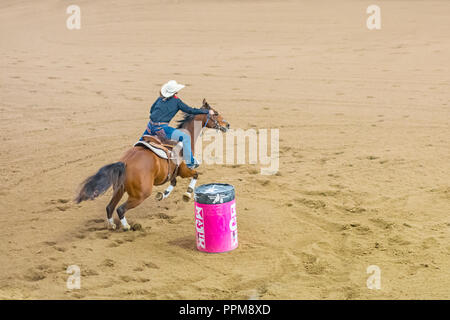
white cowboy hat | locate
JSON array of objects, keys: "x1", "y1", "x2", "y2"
[{"x1": 161, "y1": 80, "x2": 185, "y2": 98}]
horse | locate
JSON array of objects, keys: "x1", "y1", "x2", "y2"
[{"x1": 75, "y1": 99, "x2": 230, "y2": 231}]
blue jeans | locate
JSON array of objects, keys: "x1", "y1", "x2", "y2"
[{"x1": 140, "y1": 124, "x2": 194, "y2": 165}]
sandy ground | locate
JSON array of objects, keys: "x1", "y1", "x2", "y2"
[{"x1": 0, "y1": 0, "x2": 449, "y2": 299}]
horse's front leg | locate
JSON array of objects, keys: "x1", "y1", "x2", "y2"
[
  {"x1": 184, "y1": 175, "x2": 198, "y2": 201},
  {"x1": 156, "y1": 178, "x2": 176, "y2": 201},
  {"x1": 177, "y1": 163, "x2": 198, "y2": 202}
]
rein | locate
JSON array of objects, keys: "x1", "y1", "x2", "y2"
[
  {"x1": 203, "y1": 113, "x2": 210, "y2": 130},
  {"x1": 204, "y1": 113, "x2": 210, "y2": 128},
  {"x1": 198, "y1": 113, "x2": 211, "y2": 138}
]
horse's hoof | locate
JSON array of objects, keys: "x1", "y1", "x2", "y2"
[
  {"x1": 122, "y1": 224, "x2": 131, "y2": 231},
  {"x1": 155, "y1": 192, "x2": 164, "y2": 201},
  {"x1": 106, "y1": 221, "x2": 117, "y2": 230},
  {"x1": 182, "y1": 192, "x2": 192, "y2": 202}
]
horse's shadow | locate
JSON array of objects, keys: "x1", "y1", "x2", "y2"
[{"x1": 168, "y1": 236, "x2": 196, "y2": 251}]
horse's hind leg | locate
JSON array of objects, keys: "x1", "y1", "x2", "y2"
[
  {"x1": 116, "y1": 163, "x2": 154, "y2": 230},
  {"x1": 116, "y1": 196, "x2": 148, "y2": 231},
  {"x1": 106, "y1": 187, "x2": 124, "y2": 230},
  {"x1": 177, "y1": 163, "x2": 198, "y2": 202}
]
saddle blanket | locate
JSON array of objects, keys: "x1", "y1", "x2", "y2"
[{"x1": 134, "y1": 140, "x2": 168, "y2": 159}]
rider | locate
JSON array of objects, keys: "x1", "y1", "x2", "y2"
[{"x1": 140, "y1": 80, "x2": 214, "y2": 169}]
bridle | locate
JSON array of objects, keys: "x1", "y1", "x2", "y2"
[{"x1": 204, "y1": 112, "x2": 228, "y2": 132}]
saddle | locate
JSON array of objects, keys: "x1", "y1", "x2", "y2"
[
  {"x1": 143, "y1": 135, "x2": 179, "y2": 149},
  {"x1": 134, "y1": 135, "x2": 182, "y2": 163}
]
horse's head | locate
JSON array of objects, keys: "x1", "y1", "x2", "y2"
[{"x1": 201, "y1": 98, "x2": 230, "y2": 132}]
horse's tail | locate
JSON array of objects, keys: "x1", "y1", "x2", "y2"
[{"x1": 75, "y1": 162, "x2": 126, "y2": 204}]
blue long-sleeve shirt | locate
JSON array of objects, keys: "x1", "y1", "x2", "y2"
[{"x1": 149, "y1": 96, "x2": 208, "y2": 123}]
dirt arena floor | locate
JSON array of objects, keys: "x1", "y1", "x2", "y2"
[{"x1": 0, "y1": 0, "x2": 449, "y2": 299}]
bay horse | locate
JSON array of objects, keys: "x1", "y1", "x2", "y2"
[{"x1": 75, "y1": 99, "x2": 229, "y2": 231}]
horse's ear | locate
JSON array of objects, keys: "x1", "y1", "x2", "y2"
[{"x1": 202, "y1": 98, "x2": 207, "y2": 107}]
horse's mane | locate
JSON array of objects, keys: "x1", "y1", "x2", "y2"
[
  {"x1": 176, "y1": 113, "x2": 197, "y2": 129},
  {"x1": 176, "y1": 100, "x2": 211, "y2": 129},
  {"x1": 177, "y1": 104, "x2": 210, "y2": 129}
]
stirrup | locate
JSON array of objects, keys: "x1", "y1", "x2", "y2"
[{"x1": 187, "y1": 158, "x2": 199, "y2": 169}]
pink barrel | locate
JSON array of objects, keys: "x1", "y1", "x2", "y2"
[{"x1": 194, "y1": 183, "x2": 238, "y2": 253}]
